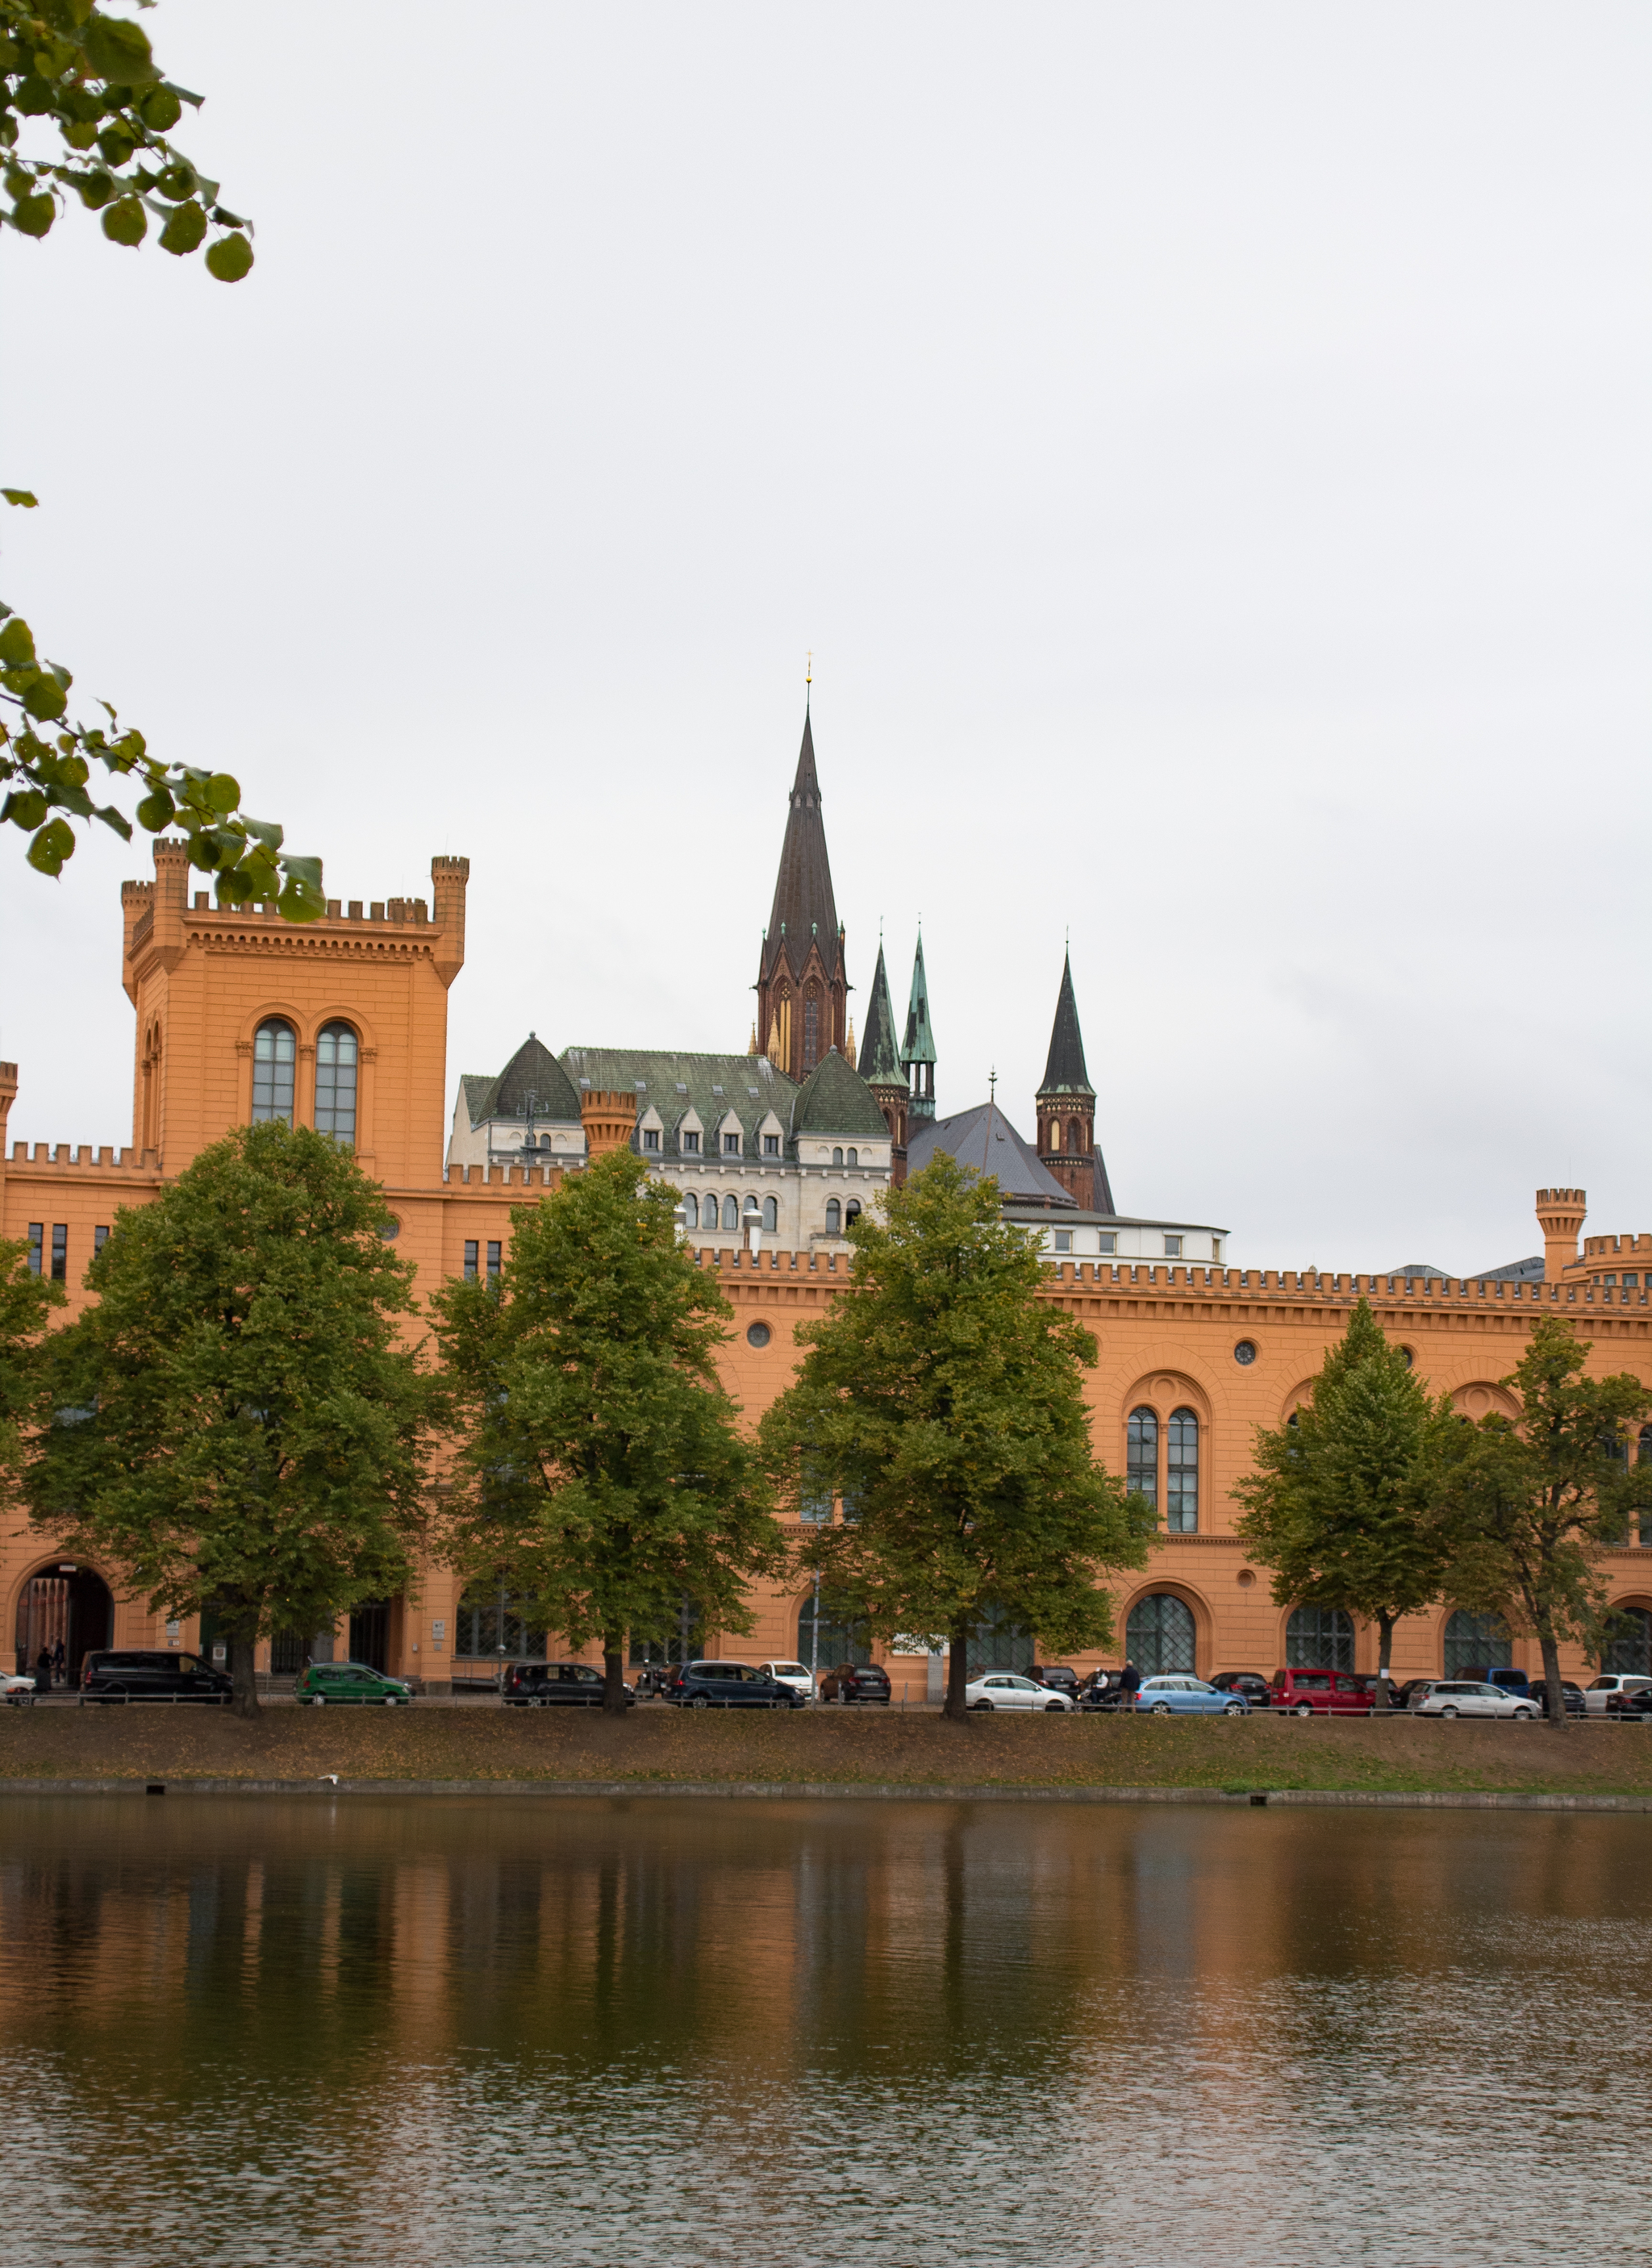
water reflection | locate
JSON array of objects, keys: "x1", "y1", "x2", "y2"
[{"x1": 1, "y1": 1796, "x2": 1648, "y2": 2265}]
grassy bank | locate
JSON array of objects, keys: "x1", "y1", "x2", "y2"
[{"x1": 3, "y1": 1704, "x2": 1652, "y2": 1797}]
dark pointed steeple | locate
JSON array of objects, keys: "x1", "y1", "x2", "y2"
[
  {"x1": 858, "y1": 940, "x2": 909, "y2": 1182},
  {"x1": 755, "y1": 706, "x2": 848, "y2": 1082},
  {"x1": 901, "y1": 928, "x2": 936, "y2": 1125},
  {"x1": 1035, "y1": 952, "x2": 1115, "y2": 1214}
]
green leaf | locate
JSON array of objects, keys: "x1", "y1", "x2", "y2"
[
  {"x1": 81, "y1": 15, "x2": 158, "y2": 85},
  {"x1": 20, "y1": 672, "x2": 67, "y2": 720},
  {"x1": 202, "y1": 771, "x2": 240, "y2": 814},
  {"x1": 153, "y1": 161, "x2": 197, "y2": 202},
  {"x1": 2, "y1": 490, "x2": 38, "y2": 508},
  {"x1": 100, "y1": 194, "x2": 146, "y2": 247},
  {"x1": 74, "y1": 168, "x2": 116, "y2": 210},
  {"x1": 93, "y1": 803, "x2": 132, "y2": 840},
  {"x1": 0, "y1": 617, "x2": 36, "y2": 665},
  {"x1": 240, "y1": 815, "x2": 284, "y2": 853},
  {"x1": 27, "y1": 815, "x2": 76, "y2": 873},
  {"x1": 136, "y1": 85, "x2": 181, "y2": 132},
  {"x1": 158, "y1": 197, "x2": 205, "y2": 256},
  {"x1": 205, "y1": 231, "x2": 252, "y2": 282},
  {"x1": 9, "y1": 192, "x2": 56, "y2": 237},
  {"x1": 2, "y1": 790, "x2": 49, "y2": 831},
  {"x1": 134, "y1": 786, "x2": 173, "y2": 832}
]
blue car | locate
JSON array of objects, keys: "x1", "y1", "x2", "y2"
[{"x1": 1133, "y1": 1675, "x2": 1249, "y2": 1716}]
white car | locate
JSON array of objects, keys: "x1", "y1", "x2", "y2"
[
  {"x1": 1412, "y1": 1680, "x2": 1537, "y2": 1720},
  {"x1": 966, "y1": 1673, "x2": 1073, "y2": 1712},
  {"x1": 2, "y1": 1673, "x2": 35, "y2": 1707},
  {"x1": 1583, "y1": 1674, "x2": 1652, "y2": 1716},
  {"x1": 758, "y1": 1660, "x2": 816, "y2": 1702}
]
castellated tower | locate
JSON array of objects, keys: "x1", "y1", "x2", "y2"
[
  {"x1": 755, "y1": 709, "x2": 849, "y2": 1082},
  {"x1": 1537, "y1": 1186, "x2": 1586, "y2": 1281}
]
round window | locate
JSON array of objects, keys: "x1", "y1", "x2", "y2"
[
  {"x1": 1399, "y1": 1346, "x2": 1415, "y2": 1370},
  {"x1": 379, "y1": 1217, "x2": 401, "y2": 1241},
  {"x1": 746, "y1": 1321, "x2": 772, "y2": 1349},
  {"x1": 1233, "y1": 1340, "x2": 1257, "y2": 1365}
]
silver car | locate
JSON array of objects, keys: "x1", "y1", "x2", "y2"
[
  {"x1": 1412, "y1": 1680, "x2": 1537, "y2": 1720},
  {"x1": 966, "y1": 1673, "x2": 1073, "y2": 1712},
  {"x1": 1583, "y1": 1674, "x2": 1652, "y2": 1716}
]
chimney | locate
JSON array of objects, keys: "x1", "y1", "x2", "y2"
[{"x1": 1536, "y1": 1187, "x2": 1586, "y2": 1281}]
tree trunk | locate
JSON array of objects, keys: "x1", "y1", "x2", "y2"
[
  {"x1": 1538, "y1": 1627, "x2": 1567, "y2": 1733},
  {"x1": 1376, "y1": 1613, "x2": 1395, "y2": 1708},
  {"x1": 603, "y1": 1636, "x2": 628, "y2": 1716},
  {"x1": 231, "y1": 1633, "x2": 261, "y2": 1719},
  {"x1": 945, "y1": 1623, "x2": 970, "y2": 1722}
]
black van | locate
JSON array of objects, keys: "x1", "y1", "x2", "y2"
[{"x1": 81, "y1": 1650, "x2": 234, "y2": 1704}]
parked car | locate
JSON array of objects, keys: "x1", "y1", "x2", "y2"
[
  {"x1": 663, "y1": 1661, "x2": 806, "y2": 1709},
  {"x1": 1584, "y1": 1674, "x2": 1652, "y2": 1716},
  {"x1": 1026, "y1": 1665, "x2": 1080, "y2": 1697},
  {"x1": 1604, "y1": 1686, "x2": 1652, "y2": 1720},
  {"x1": 2, "y1": 1671, "x2": 35, "y2": 1707},
  {"x1": 1410, "y1": 1680, "x2": 1537, "y2": 1720},
  {"x1": 759, "y1": 1659, "x2": 817, "y2": 1701},
  {"x1": 1537, "y1": 1678, "x2": 1587, "y2": 1719},
  {"x1": 965, "y1": 1673, "x2": 1074, "y2": 1712},
  {"x1": 1209, "y1": 1671, "x2": 1272, "y2": 1709},
  {"x1": 81, "y1": 1649, "x2": 234, "y2": 1704},
  {"x1": 503, "y1": 1661, "x2": 634, "y2": 1708},
  {"x1": 1135, "y1": 1675, "x2": 1249, "y2": 1716},
  {"x1": 818, "y1": 1662, "x2": 892, "y2": 1705},
  {"x1": 1391, "y1": 1678, "x2": 1438, "y2": 1711},
  {"x1": 1268, "y1": 1669, "x2": 1375, "y2": 1717},
  {"x1": 295, "y1": 1661, "x2": 415, "y2": 1707}
]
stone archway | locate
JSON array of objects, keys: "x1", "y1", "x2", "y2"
[{"x1": 14, "y1": 1561, "x2": 115, "y2": 1688}]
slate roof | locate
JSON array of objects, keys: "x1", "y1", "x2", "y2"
[
  {"x1": 763, "y1": 711, "x2": 840, "y2": 978},
  {"x1": 902, "y1": 928, "x2": 936, "y2": 1067},
  {"x1": 906, "y1": 1101, "x2": 1077, "y2": 1208},
  {"x1": 1040, "y1": 951, "x2": 1093, "y2": 1095},
  {"x1": 460, "y1": 1032, "x2": 582, "y2": 1128},
  {"x1": 1466, "y1": 1255, "x2": 1545, "y2": 1282},
  {"x1": 558, "y1": 1045, "x2": 799, "y2": 1164},
  {"x1": 857, "y1": 944, "x2": 904, "y2": 1086},
  {"x1": 791, "y1": 1047, "x2": 891, "y2": 1140},
  {"x1": 1385, "y1": 1261, "x2": 1457, "y2": 1280}
]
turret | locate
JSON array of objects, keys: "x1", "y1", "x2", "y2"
[
  {"x1": 901, "y1": 929, "x2": 937, "y2": 1126},
  {"x1": 857, "y1": 943, "x2": 909, "y2": 1183},
  {"x1": 1537, "y1": 1186, "x2": 1586, "y2": 1282},
  {"x1": 1036, "y1": 951, "x2": 1116, "y2": 1213}
]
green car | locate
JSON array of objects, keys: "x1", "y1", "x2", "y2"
[{"x1": 296, "y1": 1661, "x2": 415, "y2": 1707}]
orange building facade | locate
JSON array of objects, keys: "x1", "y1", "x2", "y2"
[{"x1": 6, "y1": 820, "x2": 1652, "y2": 1697}]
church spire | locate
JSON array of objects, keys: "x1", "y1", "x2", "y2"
[
  {"x1": 1041, "y1": 948, "x2": 1091, "y2": 1093},
  {"x1": 901, "y1": 928, "x2": 936, "y2": 1125},
  {"x1": 857, "y1": 940, "x2": 910, "y2": 1184},
  {"x1": 754, "y1": 707, "x2": 848, "y2": 1082},
  {"x1": 1036, "y1": 951, "x2": 1114, "y2": 1213}
]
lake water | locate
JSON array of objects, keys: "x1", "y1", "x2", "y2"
[{"x1": 0, "y1": 1794, "x2": 1647, "y2": 2266}]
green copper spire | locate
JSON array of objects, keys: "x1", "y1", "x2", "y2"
[
  {"x1": 857, "y1": 942, "x2": 904, "y2": 1087},
  {"x1": 902, "y1": 928, "x2": 937, "y2": 1123}
]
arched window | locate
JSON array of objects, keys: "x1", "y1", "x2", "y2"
[
  {"x1": 1166, "y1": 1408, "x2": 1199, "y2": 1532},
  {"x1": 682, "y1": 1193, "x2": 699, "y2": 1231},
  {"x1": 540, "y1": 1132, "x2": 553, "y2": 1151},
  {"x1": 251, "y1": 1019, "x2": 295, "y2": 1124},
  {"x1": 1126, "y1": 1592, "x2": 1195, "y2": 1676},
  {"x1": 720, "y1": 1194, "x2": 738, "y2": 1232},
  {"x1": 797, "y1": 1591, "x2": 872, "y2": 1669},
  {"x1": 825, "y1": 1199, "x2": 841, "y2": 1233},
  {"x1": 846, "y1": 1147, "x2": 857, "y2": 1165},
  {"x1": 762, "y1": 1195, "x2": 778, "y2": 1232},
  {"x1": 1126, "y1": 1407, "x2": 1158, "y2": 1511},
  {"x1": 314, "y1": 1021, "x2": 357, "y2": 1143},
  {"x1": 964, "y1": 1602, "x2": 1033, "y2": 1675},
  {"x1": 1602, "y1": 1606, "x2": 1652, "y2": 1676},
  {"x1": 1068, "y1": 1119, "x2": 1082, "y2": 1154},
  {"x1": 1286, "y1": 1606, "x2": 1354, "y2": 1670},
  {"x1": 832, "y1": 1147, "x2": 844, "y2": 1167},
  {"x1": 1443, "y1": 1609, "x2": 1511, "y2": 1677},
  {"x1": 743, "y1": 1194, "x2": 761, "y2": 1218},
  {"x1": 845, "y1": 1199, "x2": 861, "y2": 1228},
  {"x1": 1639, "y1": 1425, "x2": 1652, "y2": 1465}
]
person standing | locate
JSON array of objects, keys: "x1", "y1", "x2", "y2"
[
  {"x1": 52, "y1": 1638, "x2": 65, "y2": 1682},
  {"x1": 1119, "y1": 1658, "x2": 1141, "y2": 1712},
  {"x1": 35, "y1": 1645, "x2": 52, "y2": 1694}
]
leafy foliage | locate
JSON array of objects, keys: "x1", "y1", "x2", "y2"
[
  {"x1": 432, "y1": 1149, "x2": 785, "y2": 1712},
  {"x1": 757, "y1": 1153, "x2": 1153, "y2": 1719},
  {"x1": 27, "y1": 1123, "x2": 432, "y2": 1714},
  {"x1": 0, "y1": 1232, "x2": 65, "y2": 1506},
  {"x1": 1234, "y1": 1299, "x2": 1458, "y2": 1682},
  {"x1": 1429, "y1": 1315, "x2": 1652, "y2": 1725}
]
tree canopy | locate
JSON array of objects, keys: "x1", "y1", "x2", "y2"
[
  {"x1": 432, "y1": 1148, "x2": 784, "y2": 1713},
  {"x1": 758, "y1": 1153, "x2": 1153, "y2": 1719},
  {"x1": 1234, "y1": 1298, "x2": 1458, "y2": 1685},
  {"x1": 0, "y1": 1231, "x2": 65, "y2": 1507},
  {"x1": 27, "y1": 1122, "x2": 432, "y2": 1712}
]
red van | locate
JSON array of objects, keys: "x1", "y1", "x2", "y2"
[{"x1": 1269, "y1": 1669, "x2": 1375, "y2": 1717}]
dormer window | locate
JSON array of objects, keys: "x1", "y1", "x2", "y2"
[
  {"x1": 763, "y1": 1134, "x2": 779, "y2": 1156},
  {"x1": 682, "y1": 1130, "x2": 700, "y2": 1153},
  {"x1": 723, "y1": 1132, "x2": 741, "y2": 1156},
  {"x1": 642, "y1": 1128, "x2": 660, "y2": 1151}
]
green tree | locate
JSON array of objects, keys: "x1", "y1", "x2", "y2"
[
  {"x1": 27, "y1": 1122, "x2": 431, "y2": 1715},
  {"x1": 432, "y1": 1148, "x2": 784, "y2": 1716},
  {"x1": 1429, "y1": 1315, "x2": 1652, "y2": 1732},
  {"x1": 758, "y1": 1153, "x2": 1153, "y2": 1721},
  {"x1": 0, "y1": 1232, "x2": 65, "y2": 1506},
  {"x1": 2, "y1": 2, "x2": 321, "y2": 915},
  {"x1": 1234, "y1": 1298, "x2": 1458, "y2": 1695}
]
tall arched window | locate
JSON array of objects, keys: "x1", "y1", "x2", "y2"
[
  {"x1": 1443, "y1": 1609, "x2": 1510, "y2": 1677},
  {"x1": 314, "y1": 1021, "x2": 358, "y2": 1143},
  {"x1": 1602, "y1": 1606, "x2": 1652, "y2": 1676},
  {"x1": 1286, "y1": 1606, "x2": 1354, "y2": 1670},
  {"x1": 1068, "y1": 1119, "x2": 1082, "y2": 1154},
  {"x1": 845, "y1": 1199, "x2": 861, "y2": 1228},
  {"x1": 682, "y1": 1193, "x2": 699, "y2": 1231},
  {"x1": 798, "y1": 1591, "x2": 872, "y2": 1668},
  {"x1": 251, "y1": 1019, "x2": 295, "y2": 1124},
  {"x1": 803, "y1": 995, "x2": 820, "y2": 1070},
  {"x1": 1126, "y1": 1592, "x2": 1195, "y2": 1676},
  {"x1": 720, "y1": 1194, "x2": 738, "y2": 1232},
  {"x1": 1166, "y1": 1408, "x2": 1199, "y2": 1532},
  {"x1": 761, "y1": 1195, "x2": 778, "y2": 1232},
  {"x1": 825, "y1": 1199, "x2": 842, "y2": 1233},
  {"x1": 832, "y1": 1147, "x2": 844, "y2": 1167},
  {"x1": 743, "y1": 1194, "x2": 761, "y2": 1220},
  {"x1": 1126, "y1": 1407, "x2": 1158, "y2": 1511}
]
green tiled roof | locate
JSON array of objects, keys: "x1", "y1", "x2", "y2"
[
  {"x1": 460, "y1": 1034, "x2": 582, "y2": 1129},
  {"x1": 559, "y1": 1045, "x2": 799, "y2": 1162},
  {"x1": 791, "y1": 1047, "x2": 891, "y2": 1139}
]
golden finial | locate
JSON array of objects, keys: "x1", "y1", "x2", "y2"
[
  {"x1": 847, "y1": 1015, "x2": 857, "y2": 1059},
  {"x1": 747, "y1": 1021, "x2": 758, "y2": 1056},
  {"x1": 806, "y1": 650, "x2": 812, "y2": 686}
]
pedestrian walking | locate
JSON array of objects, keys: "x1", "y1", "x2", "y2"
[
  {"x1": 52, "y1": 1638, "x2": 65, "y2": 1679},
  {"x1": 1120, "y1": 1658, "x2": 1141, "y2": 1712},
  {"x1": 35, "y1": 1646, "x2": 52, "y2": 1693}
]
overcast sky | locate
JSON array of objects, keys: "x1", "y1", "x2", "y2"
[{"x1": 2, "y1": 2, "x2": 1647, "y2": 1274}]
